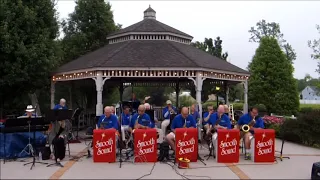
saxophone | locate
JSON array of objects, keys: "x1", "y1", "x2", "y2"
[{"x1": 241, "y1": 116, "x2": 256, "y2": 133}]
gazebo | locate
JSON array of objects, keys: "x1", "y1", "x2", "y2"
[{"x1": 51, "y1": 6, "x2": 250, "y2": 119}]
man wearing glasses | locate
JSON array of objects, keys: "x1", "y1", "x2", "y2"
[{"x1": 237, "y1": 107, "x2": 265, "y2": 160}]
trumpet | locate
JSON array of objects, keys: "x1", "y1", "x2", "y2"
[
  {"x1": 241, "y1": 117, "x2": 256, "y2": 133},
  {"x1": 169, "y1": 108, "x2": 176, "y2": 115},
  {"x1": 229, "y1": 104, "x2": 237, "y2": 125}
]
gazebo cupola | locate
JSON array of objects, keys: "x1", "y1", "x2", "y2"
[
  {"x1": 144, "y1": 5, "x2": 156, "y2": 19},
  {"x1": 107, "y1": 6, "x2": 193, "y2": 45}
]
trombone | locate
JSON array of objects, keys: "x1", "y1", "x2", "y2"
[
  {"x1": 241, "y1": 117, "x2": 256, "y2": 133},
  {"x1": 229, "y1": 104, "x2": 236, "y2": 126}
]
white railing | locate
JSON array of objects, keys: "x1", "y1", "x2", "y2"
[{"x1": 299, "y1": 100, "x2": 320, "y2": 104}]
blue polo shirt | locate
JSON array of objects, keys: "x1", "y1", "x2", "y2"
[
  {"x1": 238, "y1": 113, "x2": 265, "y2": 130},
  {"x1": 121, "y1": 113, "x2": 131, "y2": 126},
  {"x1": 130, "y1": 113, "x2": 154, "y2": 128},
  {"x1": 203, "y1": 112, "x2": 214, "y2": 125},
  {"x1": 97, "y1": 114, "x2": 118, "y2": 130},
  {"x1": 171, "y1": 114, "x2": 196, "y2": 130},
  {"x1": 53, "y1": 104, "x2": 68, "y2": 110},
  {"x1": 208, "y1": 112, "x2": 231, "y2": 129},
  {"x1": 162, "y1": 106, "x2": 177, "y2": 119},
  {"x1": 191, "y1": 111, "x2": 200, "y2": 122}
]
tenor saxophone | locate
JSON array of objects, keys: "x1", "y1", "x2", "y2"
[{"x1": 241, "y1": 117, "x2": 256, "y2": 133}]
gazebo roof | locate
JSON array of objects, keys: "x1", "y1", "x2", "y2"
[
  {"x1": 53, "y1": 6, "x2": 249, "y2": 81},
  {"x1": 55, "y1": 40, "x2": 248, "y2": 74}
]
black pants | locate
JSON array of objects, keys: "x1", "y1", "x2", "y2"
[{"x1": 52, "y1": 137, "x2": 66, "y2": 160}]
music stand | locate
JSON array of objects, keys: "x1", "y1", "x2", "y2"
[
  {"x1": 275, "y1": 119, "x2": 290, "y2": 161},
  {"x1": 12, "y1": 117, "x2": 49, "y2": 170},
  {"x1": 45, "y1": 109, "x2": 73, "y2": 168}
]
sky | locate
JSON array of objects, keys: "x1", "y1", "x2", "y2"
[{"x1": 56, "y1": 0, "x2": 320, "y2": 79}]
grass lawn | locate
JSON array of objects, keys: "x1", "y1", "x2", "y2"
[{"x1": 300, "y1": 104, "x2": 320, "y2": 109}]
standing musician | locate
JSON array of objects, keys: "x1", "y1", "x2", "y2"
[
  {"x1": 130, "y1": 93, "x2": 141, "y2": 113},
  {"x1": 206, "y1": 105, "x2": 231, "y2": 140},
  {"x1": 165, "y1": 107, "x2": 196, "y2": 152},
  {"x1": 224, "y1": 105, "x2": 230, "y2": 118},
  {"x1": 202, "y1": 106, "x2": 214, "y2": 134},
  {"x1": 144, "y1": 103, "x2": 158, "y2": 124},
  {"x1": 120, "y1": 106, "x2": 131, "y2": 141},
  {"x1": 53, "y1": 98, "x2": 67, "y2": 110},
  {"x1": 190, "y1": 104, "x2": 200, "y2": 123},
  {"x1": 237, "y1": 107, "x2": 265, "y2": 160},
  {"x1": 161, "y1": 100, "x2": 177, "y2": 136},
  {"x1": 48, "y1": 98, "x2": 70, "y2": 161}
]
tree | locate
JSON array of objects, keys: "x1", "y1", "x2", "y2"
[
  {"x1": 308, "y1": 24, "x2": 320, "y2": 72},
  {"x1": 249, "y1": 19, "x2": 297, "y2": 64},
  {"x1": 191, "y1": 37, "x2": 229, "y2": 102},
  {"x1": 0, "y1": 0, "x2": 60, "y2": 115},
  {"x1": 61, "y1": 0, "x2": 120, "y2": 62},
  {"x1": 248, "y1": 37, "x2": 299, "y2": 115},
  {"x1": 192, "y1": 37, "x2": 228, "y2": 60}
]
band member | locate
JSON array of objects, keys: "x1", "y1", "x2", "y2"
[
  {"x1": 190, "y1": 104, "x2": 200, "y2": 123},
  {"x1": 130, "y1": 105, "x2": 154, "y2": 130},
  {"x1": 130, "y1": 93, "x2": 140, "y2": 112},
  {"x1": 224, "y1": 105, "x2": 230, "y2": 117},
  {"x1": 161, "y1": 100, "x2": 177, "y2": 135},
  {"x1": 202, "y1": 106, "x2": 214, "y2": 132},
  {"x1": 97, "y1": 106, "x2": 119, "y2": 131},
  {"x1": 120, "y1": 106, "x2": 131, "y2": 141},
  {"x1": 54, "y1": 98, "x2": 67, "y2": 110},
  {"x1": 237, "y1": 107, "x2": 265, "y2": 160},
  {"x1": 165, "y1": 107, "x2": 196, "y2": 152},
  {"x1": 144, "y1": 103, "x2": 158, "y2": 123},
  {"x1": 48, "y1": 99, "x2": 71, "y2": 161},
  {"x1": 206, "y1": 105, "x2": 231, "y2": 139},
  {"x1": 18, "y1": 105, "x2": 37, "y2": 118}
]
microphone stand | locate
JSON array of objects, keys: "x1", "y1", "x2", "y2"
[{"x1": 118, "y1": 101, "x2": 124, "y2": 168}]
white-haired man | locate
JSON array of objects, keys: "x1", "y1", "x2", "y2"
[
  {"x1": 97, "y1": 106, "x2": 119, "y2": 132},
  {"x1": 129, "y1": 105, "x2": 154, "y2": 131},
  {"x1": 54, "y1": 98, "x2": 67, "y2": 110},
  {"x1": 161, "y1": 100, "x2": 177, "y2": 135}
]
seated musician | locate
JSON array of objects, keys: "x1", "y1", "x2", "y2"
[
  {"x1": 18, "y1": 105, "x2": 37, "y2": 118},
  {"x1": 54, "y1": 98, "x2": 68, "y2": 110},
  {"x1": 165, "y1": 107, "x2": 196, "y2": 153},
  {"x1": 237, "y1": 107, "x2": 265, "y2": 160},
  {"x1": 144, "y1": 103, "x2": 158, "y2": 124},
  {"x1": 190, "y1": 104, "x2": 200, "y2": 123},
  {"x1": 202, "y1": 105, "x2": 214, "y2": 134},
  {"x1": 206, "y1": 105, "x2": 231, "y2": 141},
  {"x1": 131, "y1": 105, "x2": 154, "y2": 131},
  {"x1": 120, "y1": 106, "x2": 131, "y2": 141},
  {"x1": 130, "y1": 93, "x2": 141, "y2": 113},
  {"x1": 48, "y1": 98, "x2": 70, "y2": 161},
  {"x1": 161, "y1": 100, "x2": 177, "y2": 135}
]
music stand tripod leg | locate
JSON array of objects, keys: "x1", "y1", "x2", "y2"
[{"x1": 275, "y1": 137, "x2": 290, "y2": 161}]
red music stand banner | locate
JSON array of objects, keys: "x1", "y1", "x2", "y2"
[
  {"x1": 175, "y1": 128, "x2": 198, "y2": 162},
  {"x1": 134, "y1": 129, "x2": 157, "y2": 162},
  {"x1": 93, "y1": 129, "x2": 116, "y2": 163},
  {"x1": 253, "y1": 129, "x2": 275, "y2": 163},
  {"x1": 216, "y1": 129, "x2": 240, "y2": 163}
]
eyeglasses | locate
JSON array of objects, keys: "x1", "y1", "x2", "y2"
[
  {"x1": 138, "y1": 110, "x2": 144, "y2": 112},
  {"x1": 209, "y1": 109, "x2": 213, "y2": 111}
]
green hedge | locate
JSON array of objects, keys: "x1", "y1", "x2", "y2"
[{"x1": 266, "y1": 110, "x2": 320, "y2": 148}]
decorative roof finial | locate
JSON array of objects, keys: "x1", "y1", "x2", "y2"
[{"x1": 144, "y1": 5, "x2": 156, "y2": 20}]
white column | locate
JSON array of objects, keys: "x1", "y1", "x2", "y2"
[
  {"x1": 93, "y1": 71, "x2": 110, "y2": 116},
  {"x1": 226, "y1": 85, "x2": 230, "y2": 105},
  {"x1": 189, "y1": 72, "x2": 205, "y2": 141},
  {"x1": 243, "y1": 79, "x2": 248, "y2": 114},
  {"x1": 50, "y1": 81, "x2": 55, "y2": 109}
]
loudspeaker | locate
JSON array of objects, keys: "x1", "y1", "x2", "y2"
[{"x1": 311, "y1": 162, "x2": 320, "y2": 180}]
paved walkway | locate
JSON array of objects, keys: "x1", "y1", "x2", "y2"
[{"x1": 1, "y1": 138, "x2": 319, "y2": 179}]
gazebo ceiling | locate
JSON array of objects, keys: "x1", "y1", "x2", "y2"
[{"x1": 52, "y1": 6, "x2": 249, "y2": 82}]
